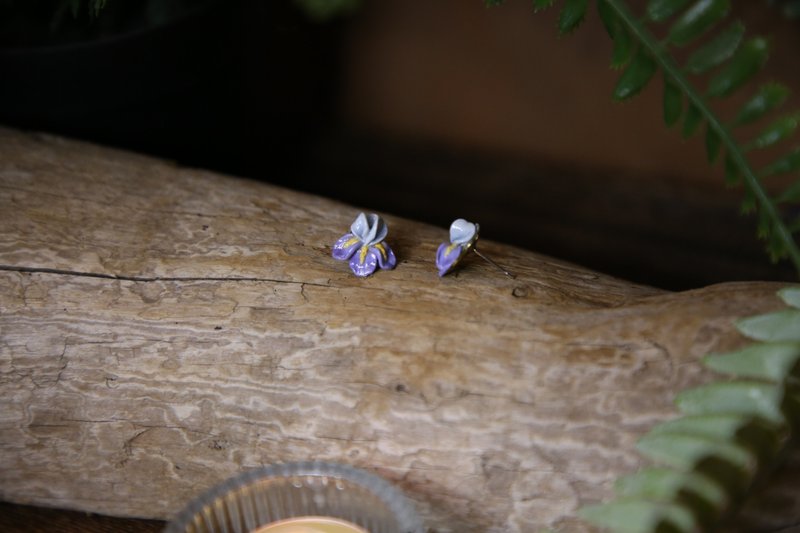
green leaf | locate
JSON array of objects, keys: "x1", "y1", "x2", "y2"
[
  {"x1": 637, "y1": 432, "x2": 755, "y2": 471},
  {"x1": 768, "y1": 229, "x2": 789, "y2": 263},
  {"x1": 685, "y1": 20, "x2": 745, "y2": 74},
  {"x1": 682, "y1": 103, "x2": 703, "y2": 138},
  {"x1": 724, "y1": 153, "x2": 741, "y2": 185},
  {"x1": 740, "y1": 186, "x2": 756, "y2": 214},
  {"x1": 558, "y1": 0, "x2": 589, "y2": 34},
  {"x1": 579, "y1": 500, "x2": 698, "y2": 533},
  {"x1": 676, "y1": 381, "x2": 786, "y2": 424},
  {"x1": 615, "y1": 468, "x2": 728, "y2": 510},
  {"x1": 614, "y1": 48, "x2": 657, "y2": 100},
  {"x1": 668, "y1": 0, "x2": 731, "y2": 46},
  {"x1": 598, "y1": 1, "x2": 633, "y2": 68},
  {"x1": 663, "y1": 77, "x2": 683, "y2": 127},
  {"x1": 777, "y1": 180, "x2": 800, "y2": 203},
  {"x1": 760, "y1": 147, "x2": 800, "y2": 177},
  {"x1": 737, "y1": 309, "x2": 800, "y2": 342},
  {"x1": 611, "y1": 30, "x2": 634, "y2": 68},
  {"x1": 705, "y1": 124, "x2": 722, "y2": 163},
  {"x1": 644, "y1": 413, "x2": 783, "y2": 464},
  {"x1": 705, "y1": 342, "x2": 800, "y2": 381},
  {"x1": 295, "y1": 0, "x2": 361, "y2": 20},
  {"x1": 734, "y1": 83, "x2": 791, "y2": 126},
  {"x1": 648, "y1": 413, "x2": 748, "y2": 440},
  {"x1": 533, "y1": 0, "x2": 555, "y2": 12},
  {"x1": 747, "y1": 112, "x2": 800, "y2": 150},
  {"x1": 707, "y1": 37, "x2": 769, "y2": 98},
  {"x1": 597, "y1": 0, "x2": 616, "y2": 34},
  {"x1": 653, "y1": 415, "x2": 782, "y2": 468},
  {"x1": 647, "y1": 0, "x2": 693, "y2": 22},
  {"x1": 91, "y1": 0, "x2": 107, "y2": 17},
  {"x1": 779, "y1": 286, "x2": 800, "y2": 309}
]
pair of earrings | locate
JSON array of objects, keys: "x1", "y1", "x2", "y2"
[{"x1": 332, "y1": 212, "x2": 514, "y2": 279}]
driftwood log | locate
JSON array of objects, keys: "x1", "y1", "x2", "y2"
[{"x1": 0, "y1": 127, "x2": 797, "y2": 532}]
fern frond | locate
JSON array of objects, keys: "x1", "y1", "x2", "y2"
[
  {"x1": 734, "y1": 83, "x2": 790, "y2": 126},
  {"x1": 576, "y1": 0, "x2": 800, "y2": 272},
  {"x1": 534, "y1": 0, "x2": 556, "y2": 12},
  {"x1": 685, "y1": 21, "x2": 744, "y2": 74},
  {"x1": 580, "y1": 286, "x2": 800, "y2": 532},
  {"x1": 665, "y1": 0, "x2": 730, "y2": 46},
  {"x1": 646, "y1": 0, "x2": 693, "y2": 22},
  {"x1": 580, "y1": 500, "x2": 698, "y2": 533},
  {"x1": 613, "y1": 48, "x2": 657, "y2": 100},
  {"x1": 707, "y1": 37, "x2": 769, "y2": 98},
  {"x1": 558, "y1": 0, "x2": 590, "y2": 34},
  {"x1": 761, "y1": 147, "x2": 800, "y2": 178},
  {"x1": 65, "y1": 0, "x2": 106, "y2": 18},
  {"x1": 746, "y1": 112, "x2": 800, "y2": 151},
  {"x1": 294, "y1": 0, "x2": 361, "y2": 20}
]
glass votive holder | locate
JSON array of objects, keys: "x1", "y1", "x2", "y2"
[{"x1": 164, "y1": 461, "x2": 424, "y2": 533}]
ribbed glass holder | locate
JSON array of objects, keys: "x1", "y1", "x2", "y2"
[{"x1": 164, "y1": 462, "x2": 424, "y2": 533}]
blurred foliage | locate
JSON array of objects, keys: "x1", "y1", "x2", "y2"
[
  {"x1": 488, "y1": 0, "x2": 800, "y2": 278},
  {"x1": 580, "y1": 286, "x2": 800, "y2": 532},
  {"x1": 769, "y1": 0, "x2": 800, "y2": 18},
  {"x1": 293, "y1": 0, "x2": 360, "y2": 21},
  {"x1": 0, "y1": 0, "x2": 216, "y2": 46}
]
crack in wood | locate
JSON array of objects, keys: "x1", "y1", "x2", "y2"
[{"x1": 0, "y1": 265, "x2": 330, "y2": 287}]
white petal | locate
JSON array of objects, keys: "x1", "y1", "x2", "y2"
[
  {"x1": 350, "y1": 213, "x2": 388, "y2": 246},
  {"x1": 368, "y1": 214, "x2": 388, "y2": 246},
  {"x1": 362, "y1": 213, "x2": 379, "y2": 245},
  {"x1": 449, "y1": 218, "x2": 477, "y2": 245},
  {"x1": 350, "y1": 212, "x2": 370, "y2": 243}
]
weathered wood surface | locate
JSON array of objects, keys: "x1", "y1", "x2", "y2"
[{"x1": 0, "y1": 127, "x2": 796, "y2": 532}]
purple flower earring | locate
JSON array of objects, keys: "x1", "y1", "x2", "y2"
[
  {"x1": 332, "y1": 212, "x2": 397, "y2": 277},
  {"x1": 436, "y1": 218, "x2": 515, "y2": 278}
]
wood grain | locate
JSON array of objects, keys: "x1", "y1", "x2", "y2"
[{"x1": 0, "y1": 127, "x2": 796, "y2": 532}]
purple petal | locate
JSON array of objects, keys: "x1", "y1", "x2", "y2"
[
  {"x1": 349, "y1": 245, "x2": 379, "y2": 277},
  {"x1": 436, "y1": 242, "x2": 463, "y2": 276},
  {"x1": 374, "y1": 242, "x2": 396, "y2": 270},
  {"x1": 332, "y1": 233, "x2": 360, "y2": 261}
]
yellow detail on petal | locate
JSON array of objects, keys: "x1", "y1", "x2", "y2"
[
  {"x1": 445, "y1": 243, "x2": 460, "y2": 256},
  {"x1": 359, "y1": 245, "x2": 368, "y2": 264},
  {"x1": 344, "y1": 236, "x2": 361, "y2": 248},
  {"x1": 374, "y1": 242, "x2": 387, "y2": 260}
]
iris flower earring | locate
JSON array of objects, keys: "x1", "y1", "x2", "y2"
[
  {"x1": 332, "y1": 212, "x2": 397, "y2": 277},
  {"x1": 436, "y1": 218, "x2": 514, "y2": 278}
]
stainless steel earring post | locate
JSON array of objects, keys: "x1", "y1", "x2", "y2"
[{"x1": 435, "y1": 218, "x2": 515, "y2": 278}]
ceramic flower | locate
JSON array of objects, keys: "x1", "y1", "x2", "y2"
[
  {"x1": 332, "y1": 212, "x2": 397, "y2": 277},
  {"x1": 436, "y1": 218, "x2": 479, "y2": 276}
]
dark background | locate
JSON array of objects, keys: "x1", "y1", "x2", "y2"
[{"x1": 2, "y1": 0, "x2": 799, "y2": 291}]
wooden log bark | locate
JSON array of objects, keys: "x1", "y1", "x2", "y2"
[{"x1": 0, "y1": 127, "x2": 796, "y2": 532}]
